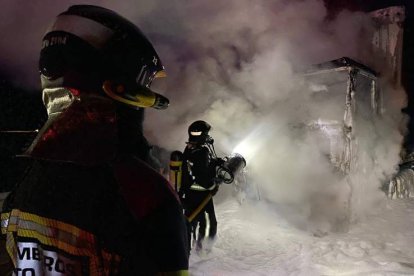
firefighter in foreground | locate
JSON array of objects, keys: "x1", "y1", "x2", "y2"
[
  {"x1": 0, "y1": 5, "x2": 189, "y2": 275},
  {"x1": 180, "y1": 121, "x2": 222, "y2": 253}
]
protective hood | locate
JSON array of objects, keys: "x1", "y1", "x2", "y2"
[{"x1": 26, "y1": 87, "x2": 118, "y2": 165}]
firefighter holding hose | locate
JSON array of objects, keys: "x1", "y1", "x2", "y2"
[
  {"x1": 179, "y1": 120, "x2": 223, "y2": 253},
  {"x1": 175, "y1": 119, "x2": 246, "y2": 255}
]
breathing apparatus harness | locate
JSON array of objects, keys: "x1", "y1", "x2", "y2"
[
  {"x1": 205, "y1": 136, "x2": 246, "y2": 185},
  {"x1": 183, "y1": 136, "x2": 246, "y2": 222}
]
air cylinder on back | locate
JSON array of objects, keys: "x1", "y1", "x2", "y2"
[{"x1": 169, "y1": 150, "x2": 183, "y2": 191}]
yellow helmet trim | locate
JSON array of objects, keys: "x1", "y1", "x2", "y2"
[
  {"x1": 102, "y1": 80, "x2": 156, "y2": 108},
  {"x1": 155, "y1": 70, "x2": 167, "y2": 78}
]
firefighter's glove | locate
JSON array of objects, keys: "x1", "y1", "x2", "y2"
[
  {"x1": 213, "y1": 177, "x2": 223, "y2": 185},
  {"x1": 215, "y1": 157, "x2": 225, "y2": 166}
]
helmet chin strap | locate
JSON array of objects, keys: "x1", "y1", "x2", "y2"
[{"x1": 207, "y1": 141, "x2": 218, "y2": 159}]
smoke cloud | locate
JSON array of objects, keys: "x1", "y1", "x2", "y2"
[{"x1": 1, "y1": 0, "x2": 407, "y2": 233}]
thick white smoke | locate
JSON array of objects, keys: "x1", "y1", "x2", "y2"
[
  {"x1": 142, "y1": 0, "x2": 406, "y2": 232},
  {"x1": 1, "y1": 0, "x2": 407, "y2": 233}
]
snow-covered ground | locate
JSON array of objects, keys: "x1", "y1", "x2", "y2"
[{"x1": 190, "y1": 197, "x2": 414, "y2": 276}]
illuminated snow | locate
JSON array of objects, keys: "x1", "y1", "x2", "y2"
[{"x1": 190, "y1": 197, "x2": 414, "y2": 275}]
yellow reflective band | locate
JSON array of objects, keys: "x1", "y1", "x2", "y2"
[
  {"x1": 190, "y1": 183, "x2": 217, "y2": 192},
  {"x1": 1, "y1": 212, "x2": 9, "y2": 220},
  {"x1": 1, "y1": 213, "x2": 8, "y2": 234},
  {"x1": 1, "y1": 210, "x2": 121, "y2": 275},
  {"x1": 4, "y1": 210, "x2": 96, "y2": 251},
  {"x1": 154, "y1": 70, "x2": 167, "y2": 78},
  {"x1": 16, "y1": 228, "x2": 91, "y2": 257},
  {"x1": 169, "y1": 161, "x2": 182, "y2": 170},
  {"x1": 190, "y1": 184, "x2": 208, "y2": 191},
  {"x1": 156, "y1": 270, "x2": 189, "y2": 276},
  {"x1": 170, "y1": 161, "x2": 182, "y2": 166},
  {"x1": 19, "y1": 211, "x2": 95, "y2": 241},
  {"x1": 6, "y1": 232, "x2": 17, "y2": 267}
]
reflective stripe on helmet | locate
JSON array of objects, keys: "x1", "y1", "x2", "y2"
[{"x1": 46, "y1": 14, "x2": 114, "y2": 49}]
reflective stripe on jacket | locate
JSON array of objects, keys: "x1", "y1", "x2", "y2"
[{"x1": 0, "y1": 157, "x2": 189, "y2": 275}]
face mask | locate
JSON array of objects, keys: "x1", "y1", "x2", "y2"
[{"x1": 42, "y1": 87, "x2": 77, "y2": 116}]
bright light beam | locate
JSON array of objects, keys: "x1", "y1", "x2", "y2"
[{"x1": 232, "y1": 123, "x2": 269, "y2": 162}]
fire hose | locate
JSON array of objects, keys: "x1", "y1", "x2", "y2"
[
  {"x1": 185, "y1": 153, "x2": 246, "y2": 222},
  {"x1": 187, "y1": 193, "x2": 213, "y2": 222}
]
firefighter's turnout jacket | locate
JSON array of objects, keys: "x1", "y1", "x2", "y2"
[
  {"x1": 181, "y1": 144, "x2": 217, "y2": 194},
  {"x1": 0, "y1": 95, "x2": 189, "y2": 275},
  {"x1": 180, "y1": 144, "x2": 218, "y2": 242}
]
